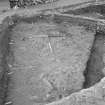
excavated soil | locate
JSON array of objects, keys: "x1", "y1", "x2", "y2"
[{"x1": 0, "y1": 14, "x2": 105, "y2": 105}]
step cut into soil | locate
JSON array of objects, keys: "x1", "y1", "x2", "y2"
[{"x1": 63, "y1": 4, "x2": 105, "y2": 17}]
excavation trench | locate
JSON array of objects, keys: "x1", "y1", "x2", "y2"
[{"x1": 1, "y1": 14, "x2": 105, "y2": 105}]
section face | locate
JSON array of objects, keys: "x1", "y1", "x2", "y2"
[{"x1": 84, "y1": 31, "x2": 105, "y2": 88}]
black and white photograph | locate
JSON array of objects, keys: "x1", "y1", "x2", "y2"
[{"x1": 0, "y1": 0, "x2": 105, "y2": 105}]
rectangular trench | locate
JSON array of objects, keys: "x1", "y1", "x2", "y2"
[{"x1": 0, "y1": 14, "x2": 98, "y2": 105}]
